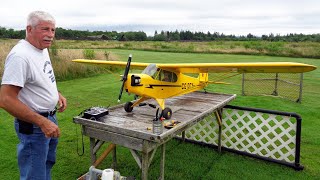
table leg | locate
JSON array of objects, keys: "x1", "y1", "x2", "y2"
[
  {"x1": 141, "y1": 151, "x2": 149, "y2": 180},
  {"x1": 160, "y1": 143, "x2": 166, "y2": 180},
  {"x1": 90, "y1": 138, "x2": 96, "y2": 164},
  {"x1": 93, "y1": 144, "x2": 116, "y2": 167},
  {"x1": 112, "y1": 145, "x2": 117, "y2": 170},
  {"x1": 182, "y1": 131, "x2": 186, "y2": 142}
]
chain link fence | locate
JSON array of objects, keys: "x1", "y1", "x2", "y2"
[{"x1": 242, "y1": 73, "x2": 303, "y2": 103}]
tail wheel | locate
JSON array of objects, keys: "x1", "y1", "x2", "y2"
[
  {"x1": 124, "y1": 102, "x2": 134, "y2": 112},
  {"x1": 162, "y1": 107, "x2": 172, "y2": 119}
]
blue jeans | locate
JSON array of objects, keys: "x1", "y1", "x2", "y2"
[{"x1": 14, "y1": 115, "x2": 58, "y2": 180}]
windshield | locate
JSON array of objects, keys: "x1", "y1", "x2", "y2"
[
  {"x1": 142, "y1": 64, "x2": 157, "y2": 76},
  {"x1": 142, "y1": 64, "x2": 177, "y2": 82}
]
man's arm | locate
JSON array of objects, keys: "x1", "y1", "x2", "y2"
[
  {"x1": 57, "y1": 91, "x2": 67, "y2": 112},
  {"x1": 0, "y1": 85, "x2": 60, "y2": 138}
]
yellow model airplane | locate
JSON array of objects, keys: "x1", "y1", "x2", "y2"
[{"x1": 73, "y1": 55, "x2": 316, "y2": 119}]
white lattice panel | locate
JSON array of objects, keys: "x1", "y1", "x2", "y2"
[
  {"x1": 180, "y1": 108, "x2": 297, "y2": 163},
  {"x1": 183, "y1": 114, "x2": 219, "y2": 145},
  {"x1": 222, "y1": 109, "x2": 296, "y2": 162}
]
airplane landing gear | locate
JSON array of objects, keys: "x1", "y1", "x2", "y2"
[
  {"x1": 124, "y1": 102, "x2": 133, "y2": 112},
  {"x1": 162, "y1": 107, "x2": 172, "y2": 120},
  {"x1": 124, "y1": 101, "x2": 172, "y2": 119}
]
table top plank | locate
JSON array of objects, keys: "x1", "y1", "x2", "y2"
[{"x1": 74, "y1": 91, "x2": 236, "y2": 142}]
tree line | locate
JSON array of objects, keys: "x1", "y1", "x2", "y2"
[{"x1": 1, "y1": 26, "x2": 319, "y2": 42}]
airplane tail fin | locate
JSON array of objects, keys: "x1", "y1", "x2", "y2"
[{"x1": 199, "y1": 73, "x2": 208, "y2": 82}]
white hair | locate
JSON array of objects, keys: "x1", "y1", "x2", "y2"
[{"x1": 27, "y1": 11, "x2": 55, "y2": 27}]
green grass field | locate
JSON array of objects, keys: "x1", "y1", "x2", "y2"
[{"x1": 0, "y1": 49, "x2": 319, "y2": 179}]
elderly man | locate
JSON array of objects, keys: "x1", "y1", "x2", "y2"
[{"x1": 0, "y1": 11, "x2": 67, "y2": 180}]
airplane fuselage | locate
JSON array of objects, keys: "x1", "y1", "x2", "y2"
[{"x1": 124, "y1": 73, "x2": 208, "y2": 99}]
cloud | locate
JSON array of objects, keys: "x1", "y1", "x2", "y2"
[{"x1": 0, "y1": 0, "x2": 319, "y2": 36}]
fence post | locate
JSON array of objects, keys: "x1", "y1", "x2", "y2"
[
  {"x1": 242, "y1": 73, "x2": 245, "y2": 96},
  {"x1": 272, "y1": 73, "x2": 279, "y2": 96},
  {"x1": 297, "y1": 73, "x2": 303, "y2": 103}
]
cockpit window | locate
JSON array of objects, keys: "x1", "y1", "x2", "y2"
[
  {"x1": 142, "y1": 64, "x2": 157, "y2": 76},
  {"x1": 142, "y1": 64, "x2": 177, "y2": 82},
  {"x1": 161, "y1": 70, "x2": 177, "y2": 82}
]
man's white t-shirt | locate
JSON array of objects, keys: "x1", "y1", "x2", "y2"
[{"x1": 1, "y1": 39, "x2": 59, "y2": 112}]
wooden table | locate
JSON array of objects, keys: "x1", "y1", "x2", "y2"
[{"x1": 74, "y1": 91, "x2": 236, "y2": 180}]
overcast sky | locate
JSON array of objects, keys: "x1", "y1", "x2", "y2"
[{"x1": 1, "y1": 0, "x2": 319, "y2": 36}]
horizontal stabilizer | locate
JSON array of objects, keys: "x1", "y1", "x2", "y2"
[{"x1": 208, "y1": 81, "x2": 231, "y2": 85}]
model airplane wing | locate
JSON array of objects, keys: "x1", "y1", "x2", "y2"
[
  {"x1": 72, "y1": 59, "x2": 149, "y2": 70},
  {"x1": 72, "y1": 59, "x2": 316, "y2": 73},
  {"x1": 157, "y1": 62, "x2": 316, "y2": 73}
]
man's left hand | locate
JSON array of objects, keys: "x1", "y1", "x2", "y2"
[{"x1": 58, "y1": 92, "x2": 67, "y2": 112}]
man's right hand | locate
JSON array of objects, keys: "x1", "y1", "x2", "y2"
[
  {"x1": 0, "y1": 85, "x2": 60, "y2": 138},
  {"x1": 39, "y1": 119, "x2": 60, "y2": 138}
]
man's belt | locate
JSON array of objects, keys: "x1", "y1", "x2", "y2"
[
  {"x1": 39, "y1": 108, "x2": 57, "y2": 117},
  {"x1": 17, "y1": 108, "x2": 57, "y2": 134}
]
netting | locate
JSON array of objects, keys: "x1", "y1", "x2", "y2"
[{"x1": 242, "y1": 73, "x2": 303, "y2": 102}]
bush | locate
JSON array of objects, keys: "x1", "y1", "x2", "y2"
[
  {"x1": 104, "y1": 51, "x2": 110, "y2": 60},
  {"x1": 83, "y1": 49, "x2": 96, "y2": 59},
  {"x1": 123, "y1": 43, "x2": 132, "y2": 48},
  {"x1": 49, "y1": 43, "x2": 58, "y2": 56}
]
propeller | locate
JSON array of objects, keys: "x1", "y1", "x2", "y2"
[{"x1": 118, "y1": 54, "x2": 132, "y2": 102}]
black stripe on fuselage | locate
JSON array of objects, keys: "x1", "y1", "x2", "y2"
[{"x1": 146, "y1": 84, "x2": 182, "y2": 89}]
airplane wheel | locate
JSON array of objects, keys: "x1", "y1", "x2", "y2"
[
  {"x1": 124, "y1": 102, "x2": 133, "y2": 112},
  {"x1": 162, "y1": 107, "x2": 172, "y2": 119}
]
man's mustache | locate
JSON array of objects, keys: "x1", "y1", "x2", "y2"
[{"x1": 43, "y1": 37, "x2": 53, "y2": 41}]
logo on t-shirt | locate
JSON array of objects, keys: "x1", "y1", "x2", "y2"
[{"x1": 43, "y1": 61, "x2": 56, "y2": 83}]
